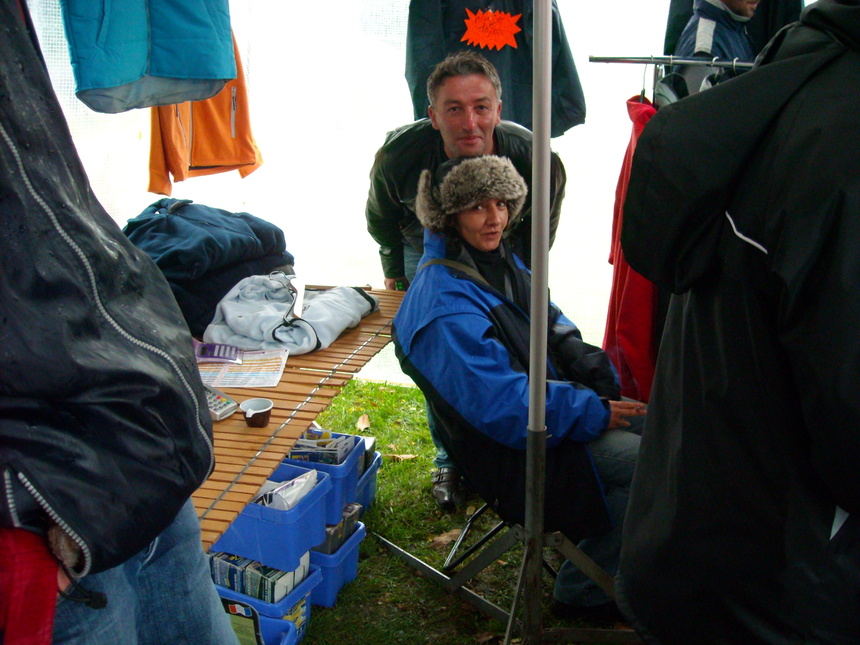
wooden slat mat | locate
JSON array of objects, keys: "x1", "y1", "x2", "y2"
[{"x1": 194, "y1": 288, "x2": 404, "y2": 550}]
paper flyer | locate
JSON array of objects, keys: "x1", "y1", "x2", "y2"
[{"x1": 198, "y1": 349, "x2": 288, "y2": 388}]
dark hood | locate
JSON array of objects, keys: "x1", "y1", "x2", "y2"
[
  {"x1": 804, "y1": 0, "x2": 860, "y2": 51},
  {"x1": 621, "y1": 0, "x2": 860, "y2": 293}
]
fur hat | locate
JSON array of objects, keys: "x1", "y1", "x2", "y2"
[{"x1": 415, "y1": 155, "x2": 528, "y2": 233}]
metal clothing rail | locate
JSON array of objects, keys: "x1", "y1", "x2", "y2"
[{"x1": 590, "y1": 54, "x2": 754, "y2": 71}]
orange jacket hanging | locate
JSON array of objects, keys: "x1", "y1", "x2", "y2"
[{"x1": 148, "y1": 33, "x2": 262, "y2": 196}]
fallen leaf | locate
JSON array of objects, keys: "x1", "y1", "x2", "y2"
[
  {"x1": 430, "y1": 528, "x2": 462, "y2": 549},
  {"x1": 388, "y1": 454, "x2": 418, "y2": 462},
  {"x1": 355, "y1": 413, "x2": 371, "y2": 430},
  {"x1": 475, "y1": 633, "x2": 498, "y2": 644}
]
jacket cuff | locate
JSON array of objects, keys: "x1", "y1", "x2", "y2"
[{"x1": 1, "y1": 470, "x2": 49, "y2": 535}]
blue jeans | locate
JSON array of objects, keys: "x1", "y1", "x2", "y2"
[
  {"x1": 52, "y1": 499, "x2": 239, "y2": 645},
  {"x1": 554, "y1": 417, "x2": 643, "y2": 607},
  {"x1": 426, "y1": 401, "x2": 456, "y2": 470},
  {"x1": 403, "y1": 244, "x2": 423, "y2": 284}
]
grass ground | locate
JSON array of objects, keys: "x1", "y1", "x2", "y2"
[{"x1": 302, "y1": 379, "x2": 635, "y2": 645}]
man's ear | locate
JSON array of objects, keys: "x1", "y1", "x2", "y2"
[{"x1": 428, "y1": 105, "x2": 440, "y2": 130}]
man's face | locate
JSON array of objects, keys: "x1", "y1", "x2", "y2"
[
  {"x1": 723, "y1": 0, "x2": 759, "y2": 18},
  {"x1": 428, "y1": 74, "x2": 502, "y2": 159}
]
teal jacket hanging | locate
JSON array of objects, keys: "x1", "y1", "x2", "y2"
[{"x1": 58, "y1": 0, "x2": 235, "y2": 113}]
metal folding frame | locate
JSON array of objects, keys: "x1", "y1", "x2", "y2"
[{"x1": 375, "y1": 514, "x2": 644, "y2": 644}]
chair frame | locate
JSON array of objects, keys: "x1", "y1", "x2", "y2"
[{"x1": 376, "y1": 503, "x2": 644, "y2": 644}]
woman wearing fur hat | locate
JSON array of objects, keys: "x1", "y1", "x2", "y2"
[{"x1": 392, "y1": 155, "x2": 645, "y2": 623}]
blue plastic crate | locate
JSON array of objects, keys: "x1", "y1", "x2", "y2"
[
  {"x1": 212, "y1": 464, "x2": 331, "y2": 572},
  {"x1": 354, "y1": 451, "x2": 381, "y2": 515},
  {"x1": 283, "y1": 433, "x2": 364, "y2": 525},
  {"x1": 221, "y1": 596, "x2": 297, "y2": 645},
  {"x1": 308, "y1": 522, "x2": 366, "y2": 607},
  {"x1": 218, "y1": 565, "x2": 322, "y2": 643}
]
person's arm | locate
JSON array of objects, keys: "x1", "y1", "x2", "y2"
[
  {"x1": 405, "y1": 311, "x2": 609, "y2": 450},
  {"x1": 366, "y1": 147, "x2": 407, "y2": 281}
]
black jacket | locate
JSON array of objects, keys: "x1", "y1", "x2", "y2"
[
  {"x1": 1, "y1": 2, "x2": 214, "y2": 576},
  {"x1": 619, "y1": 2, "x2": 860, "y2": 642},
  {"x1": 366, "y1": 118, "x2": 566, "y2": 278}
]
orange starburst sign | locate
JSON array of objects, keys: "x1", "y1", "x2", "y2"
[{"x1": 461, "y1": 8, "x2": 521, "y2": 51}]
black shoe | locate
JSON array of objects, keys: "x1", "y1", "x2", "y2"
[
  {"x1": 550, "y1": 599, "x2": 626, "y2": 626},
  {"x1": 431, "y1": 467, "x2": 466, "y2": 511}
]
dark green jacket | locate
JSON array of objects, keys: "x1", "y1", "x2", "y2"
[{"x1": 366, "y1": 119, "x2": 566, "y2": 279}]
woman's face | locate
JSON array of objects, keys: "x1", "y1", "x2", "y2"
[{"x1": 454, "y1": 197, "x2": 509, "y2": 252}]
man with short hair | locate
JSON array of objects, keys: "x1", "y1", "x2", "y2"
[
  {"x1": 366, "y1": 51, "x2": 567, "y2": 510},
  {"x1": 366, "y1": 50, "x2": 566, "y2": 291},
  {"x1": 675, "y1": 0, "x2": 759, "y2": 61}
]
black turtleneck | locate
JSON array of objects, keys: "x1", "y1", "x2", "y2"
[{"x1": 461, "y1": 240, "x2": 529, "y2": 311}]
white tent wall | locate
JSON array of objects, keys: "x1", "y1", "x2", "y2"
[{"x1": 26, "y1": 0, "x2": 671, "y2": 383}]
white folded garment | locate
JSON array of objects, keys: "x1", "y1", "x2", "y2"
[{"x1": 203, "y1": 274, "x2": 378, "y2": 354}]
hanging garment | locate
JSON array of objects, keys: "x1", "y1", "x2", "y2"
[
  {"x1": 406, "y1": 0, "x2": 585, "y2": 138},
  {"x1": 664, "y1": 0, "x2": 803, "y2": 57},
  {"x1": 602, "y1": 96, "x2": 660, "y2": 403},
  {"x1": 203, "y1": 277, "x2": 379, "y2": 355},
  {"x1": 58, "y1": 0, "x2": 234, "y2": 113},
  {"x1": 148, "y1": 33, "x2": 263, "y2": 196}
]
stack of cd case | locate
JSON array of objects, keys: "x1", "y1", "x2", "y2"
[{"x1": 209, "y1": 550, "x2": 310, "y2": 604}]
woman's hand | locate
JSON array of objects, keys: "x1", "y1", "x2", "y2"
[
  {"x1": 607, "y1": 400, "x2": 647, "y2": 429},
  {"x1": 58, "y1": 564, "x2": 71, "y2": 597}
]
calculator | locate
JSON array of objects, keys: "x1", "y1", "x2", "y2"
[
  {"x1": 194, "y1": 341, "x2": 242, "y2": 364},
  {"x1": 204, "y1": 385, "x2": 238, "y2": 421}
]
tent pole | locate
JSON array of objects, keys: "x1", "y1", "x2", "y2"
[{"x1": 520, "y1": 0, "x2": 552, "y2": 642}]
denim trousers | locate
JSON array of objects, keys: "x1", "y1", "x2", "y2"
[
  {"x1": 426, "y1": 401, "x2": 457, "y2": 470},
  {"x1": 52, "y1": 499, "x2": 238, "y2": 645},
  {"x1": 554, "y1": 418, "x2": 643, "y2": 607}
]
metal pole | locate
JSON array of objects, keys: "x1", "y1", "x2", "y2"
[
  {"x1": 589, "y1": 54, "x2": 754, "y2": 70},
  {"x1": 521, "y1": 0, "x2": 552, "y2": 642}
]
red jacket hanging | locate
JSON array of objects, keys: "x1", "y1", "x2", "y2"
[
  {"x1": 603, "y1": 96, "x2": 658, "y2": 402},
  {"x1": 148, "y1": 33, "x2": 262, "y2": 196}
]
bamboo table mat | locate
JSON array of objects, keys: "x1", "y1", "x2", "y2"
[{"x1": 193, "y1": 287, "x2": 404, "y2": 550}]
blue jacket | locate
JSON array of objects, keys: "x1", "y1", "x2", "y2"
[
  {"x1": 675, "y1": 0, "x2": 755, "y2": 61},
  {"x1": 59, "y1": 0, "x2": 235, "y2": 113},
  {"x1": 393, "y1": 230, "x2": 617, "y2": 538}
]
